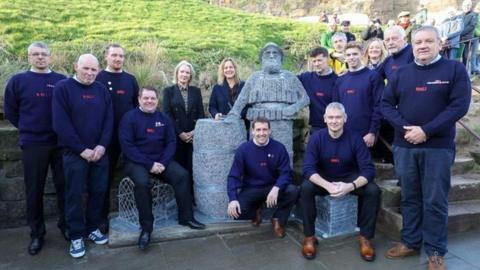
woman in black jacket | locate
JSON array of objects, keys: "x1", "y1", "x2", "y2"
[{"x1": 163, "y1": 60, "x2": 205, "y2": 185}]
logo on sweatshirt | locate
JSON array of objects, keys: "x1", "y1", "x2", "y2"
[
  {"x1": 116, "y1": 89, "x2": 126, "y2": 95},
  {"x1": 35, "y1": 92, "x2": 49, "y2": 97},
  {"x1": 346, "y1": 89, "x2": 355, "y2": 95},
  {"x1": 260, "y1": 161, "x2": 267, "y2": 167},
  {"x1": 415, "y1": 86, "x2": 427, "y2": 92},
  {"x1": 391, "y1": 64, "x2": 398, "y2": 70},
  {"x1": 146, "y1": 128, "x2": 155, "y2": 133},
  {"x1": 315, "y1": 91, "x2": 324, "y2": 97},
  {"x1": 46, "y1": 84, "x2": 56, "y2": 88},
  {"x1": 155, "y1": 121, "x2": 164, "y2": 127},
  {"x1": 82, "y1": 95, "x2": 95, "y2": 99},
  {"x1": 267, "y1": 153, "x2": 274, "y2": 158},
  {"x1": 330, "y1": 158, "x2": 340, "y2": 164},
  {"x1": 426, "y1": 80, "x2": 450, "y2": 85}
]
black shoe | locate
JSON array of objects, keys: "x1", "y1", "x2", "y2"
[
  {"x1": 179, "y1": 219, "x2": 206, "y2": 230},
  {"x1": 28, "y1": 237, "x2": 44, "y2": 255},
  {"x1": 138, "y1": 231, "x2": 151, "y2": 251}
]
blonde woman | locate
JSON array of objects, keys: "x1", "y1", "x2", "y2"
[{"x1": 363, "y1": 38, "x2": 387, "y2": 70}]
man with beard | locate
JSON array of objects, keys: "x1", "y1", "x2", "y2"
[
  {"x1": 95, "y1": 43, "x2": 139, "y2": 233},
  {"x1": 298, "y1": 47, "x2": 338, "y2": 134}
]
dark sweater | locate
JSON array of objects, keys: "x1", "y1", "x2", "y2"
[
  {"x1": 381, "y1": 57, "x2": 471, "y2": 149},
  {"x1": 95, "y1": 70, "x2": 139, "y2": 127},
  {"x1": 378, "y1": 44, "x2": 414, "y2": 81},
  {"x1": 4, "y1": 71, "x2": 66, "y2": 146},
  {"x1": 333, "y1": 67, "x2": 384, "y2": 136},
  {"x1": 208, "y1": 80, "x2": 245, "y2": 117},
  {"x1": 52, "y1": 78, "x2": 113, "y2": 154},
  {"x1": 303, "y1": 128, "x2": 375, "y2": 182},
  {"x1": 227, "y1": 139, "x2": 292, "y2": 201},
  {"x1": 119, "y1": 107, "x2": 176, "y2": 171},
  {"x1": 298, "y1": 71, "x2": 338, "y2": 128}
]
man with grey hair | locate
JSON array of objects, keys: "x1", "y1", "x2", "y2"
[
  {"x1": 329, "y1": 32, "x2": 347, "y2": 74},
  {"x1": 226, "y1": 42, "x2": 309, "y2": 162},
  {"x1": 4, "y1": 42, "x2": 67, "y2": 255},
  {"x1": 382, "y1": 26, "x2": 470, "y2": 270},
  {"x1": 379, "y1": 25, "x2": 414, "y2": 81},
  {"x1": 300, "y1": 102, "x2": 379, "y2": 261},
  {"x1": 53, "y1": 54, "x2": 113, "y2": 258}
]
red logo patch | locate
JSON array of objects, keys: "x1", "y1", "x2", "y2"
[
  {"x1": 415, "y1": 86, "x2": 427, "y2": 92},
  {"x1": 116, "y1": 90, "x2": 126, "y2": 95},
  {"x1": 82, "y1": 95, "x2": 95, "y2": 99},
  {"x1": 260, "y1": 162, "x2": 267, "y2": 167},
  {"x1": 146, "y1": 128, "x2": 155, "y2": 133},
  {"x1": 330, "y1": 158, "x2": 340, "y2": 163},
  {"x1": 316, "y1": 91, "x2": 324, "y2": 97},
  {"x1": 392, "y1": 64, "x2": 398, "y2": 70},
  {"x1": 35, "y1": 92, "x2": 48, "y2": 97},
  {"x1": 346, "y1": 89, "x2": 355, "y2": 94}
]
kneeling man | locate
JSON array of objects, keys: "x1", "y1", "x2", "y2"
[
  {"x1": 227, "y1": 117, "x2": 299, "y2": 238},
  {"x1": 119, "y1": 86, "x2": 205, "y2": 251},
  {"x1": 300, "y1": 102, "x2": 380, "y2": 261}
]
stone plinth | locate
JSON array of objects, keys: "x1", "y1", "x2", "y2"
[
  {"x1": 315, "y1": 195, "x2": 358, "y2": 238},
  {"x1": 193, "y1": 119, "x2": 246, "y2": 220}
]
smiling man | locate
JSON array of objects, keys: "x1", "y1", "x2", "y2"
[
  {"x1": 227, "y1": 117, "x2": 298, "y2": 238},
  {"x1": 52, "y1": 54, "x2": 113, "y2": 258},
  {"x1": 119, "y1": 86, "x2": 205, "y2": 251},
  {"x1": 4, "y1": 42, "x2": 67, "y2": 255},
  {"x1": 382, "y1": 26, "x2": 471, "y2": 270},
  {"x1": 333, "y1": 41, "x2": 384, "y2": 148},
  {"x1": 378, "y1": 26, "x2": 415, "y2": 81},
  {"x1": 95, "y1": 43, "x2": 139, "y2": 233},
  {"x1": 299, "y1": 102, "x2": 379, "y2": 261}
]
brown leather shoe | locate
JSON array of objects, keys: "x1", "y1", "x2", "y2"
[
  {"x1": 385, "y1": 242, "x2": 420, "y2": 259},
  {"x1": 251, "y1": 208, "x2": 262, "y2": 227},
  {"x1": 302, "y1": 236, "x2": 318, "y2": 260},
  {"x1": 271, "y1": 218, "x2": 285, "y2": 238},
  {"x1": 428, "y1": 255, "x2": 446, "y2": 270},
  {"x1": 358, "y1": 235, "x2": 375, "y2": 262}
]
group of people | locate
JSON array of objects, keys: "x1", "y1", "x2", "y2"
[{"x1": 3, "y1": 22, "x2": 471, "y2": 270}]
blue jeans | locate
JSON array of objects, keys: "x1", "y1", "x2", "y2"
[
  {"x1": 393, "y1": 146, "x2": 454, "y2": 256},
  {"x1": 64, "y1": 151, "x2": 109, "y2": 240}
]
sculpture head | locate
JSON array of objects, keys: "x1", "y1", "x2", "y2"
[{"x1": 259, "y1": 42, "x2": 284, "y2": 74}]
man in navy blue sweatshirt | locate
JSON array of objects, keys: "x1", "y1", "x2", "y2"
[
  {"x1": 382, "y1": 26, "x2": 471, "y2": 269},
  {"x1": 96, "y1": 43, "x2": 139, "y2": 233},
  {"x1": 298, "y1": 47, "x2": 338, "y2": 134},
  {"x1": 227, "y1": 117, "x2": 298, "y2": 238},
  {"x1": 333, "y1": 41, "x2": 384, "y2": 148},
  {"x1": 119, "y1": 86, "x2": 205, "y2": 251},
  {"x1": 52, "y1": 54, "x2": 113, "y2": 258},
  {"x1": 299, "y1": 102, "x2": 379, "y2": 261},
  {"x1": 3, "y1": 42, "x2": 67, "y2": 255},
  {"x1": 379, "y1": 25, "x2": 415, "y2": 81}
]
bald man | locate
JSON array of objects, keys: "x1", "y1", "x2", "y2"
[{"x1": 52, "y1": 54, "x2": 113, "y2": 258}]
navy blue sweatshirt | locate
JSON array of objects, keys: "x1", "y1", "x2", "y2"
[
  {"x1": 378, "y1": 44, "x2": 414, "y2": 81},
  {"x1": 208, "y1": 80, "x2": 245, "y2": 117},
  {"x1": 381, "y1": 57, "x2": 471, "y2": 149},
  {"x1": 227, "y1": 139, "x2": 292, "y2": 201},
  {"x1": 119, "y1": 107, "x2": 176, "y2": 171},
  {"x1": 95, "y1": 70, "x2": 139, "y2": 127},
  {"x1": 298, "y1": 71, "x2": 338, "y2": 128},
  {"x1": 52, "y1": 78, "x2": 113, "y2": 154},
  {"x1": 303, "y1": 128, "x2": 375, "y2": 183},
  {"x1": 333, "y1": 67, "x2": 384, "y2": 136},
  {"x1": 4, "y1": 71, "x2": 66, "y2": 146}
]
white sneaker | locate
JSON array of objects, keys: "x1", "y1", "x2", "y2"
[
  {"x1": 88, "y1": 229, "x2": 108, "y2": 245},
  {"x1": 69, "y1": 238, "x2": 86, "y2": 258}
]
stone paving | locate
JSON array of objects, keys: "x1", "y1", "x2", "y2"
[{"x1": 1, "y1": 220, "x2": 480, "y2": 270}]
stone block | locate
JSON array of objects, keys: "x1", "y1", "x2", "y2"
[
  {"x1": 315, "y1": 195, "x2": 358, "y2": 238},
  {"x1": 0, "y1": 148, "x2": 22, "y2": 161},
  {"x1": 3, "y1": 160, "x2": 23, "y2": 178},
  {"x1": 0, "y1": 125, "x2": 19, "y2": 149},
  {"x1": 0, "y1": 177, "x2": 25, "y2": 201}
]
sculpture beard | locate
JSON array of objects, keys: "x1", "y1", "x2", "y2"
[{"x1": 262, "y1": 58, "x2": 282, "y2": 74}]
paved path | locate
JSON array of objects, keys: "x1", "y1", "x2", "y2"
[{"x1": 1, "y1": 221, "x2": 479, "y2": 270}]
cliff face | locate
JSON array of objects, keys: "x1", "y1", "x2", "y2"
[{"x1": 210, "y1": 0, "x2": 463, "y2": 24}]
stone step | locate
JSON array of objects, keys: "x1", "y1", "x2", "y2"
[
  {"x1": 0, "y1": 124, "x2": 19, "y2": 149},
  {"x1": 375, "y1": 156, "x2": 476, "y2": 180},
  {"x1": 378, "y1": 174, "x2": 480, "y2": 208},
  {"x1": 378, "y1": 199, "x2": 480, "y2": 240}
]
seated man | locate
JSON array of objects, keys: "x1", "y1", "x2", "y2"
[
  {"x1": 119, "y1": 86, "x2": 205, "y2": 251},
  {"x1": 299, "y1": 102, "x2": 380, "y2": 261},
  {"x1": 227, "y1": 117, "x2": 299, "y2": 238}
]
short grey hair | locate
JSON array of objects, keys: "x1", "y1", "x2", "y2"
[
  {"x1": 259, "y1": 42, "x2": 284, "y2": 63},
  {"x1": 412, "y1": 26, "x2": 441, "y2": 41},
  {"x1": 385, "y1": 25, "x2": 406, "y2": 40},
  {"x1": 331, "y1": 32, "x2": 347, "y2": 43},
  {"x1": 27, "y1": 41, "x2": 49, "y2": 54},
  {"x1": 173, "y1": 60, "x2": 195, "y2": 84},
  {"x1": 325, "y1": 102, "x2": 347, "y2": 118}
]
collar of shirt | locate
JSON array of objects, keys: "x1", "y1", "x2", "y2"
[
  {"x1": 317, "y1": 68, "x2": 333, "y2": 76},
  {"x1": 253, "y1": 138, "x2": 270, "y2": 147},
  {"x1": 105, "y1": 66, "x2": 123, "y2": 73},
  {"x1": 349, "y1": 65, "x2": 366, "y2": 72},
  {"x1": 414, "y1": 54, "x2": 441, "y2": 66},
  {"x1": 30, "y1": 68, "x2": 51, "y2": 74}
]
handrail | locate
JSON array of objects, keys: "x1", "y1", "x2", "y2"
[
  {"x1": 472, "y1": 85, "x2": 480, "y2": 94},
  {"x1": 458, "y1": 119, "x2": 480, "y2": 142}
]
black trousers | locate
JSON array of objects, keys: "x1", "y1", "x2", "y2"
[
  {"x1": 125, "y1": 161, "x2": 193, "y2": 233},
  {"x1": 102, "y1": 133, "x2": 121, "y2": 224},
  {"x1": 21, "y1": 145, "x2": 66, "y2": 238},
  {"x1": 236, "y1": 184, "x2": 299, "y2": 226},
  {"x1": 299, "y1": 180, "x2": 381, "y2": 238}
]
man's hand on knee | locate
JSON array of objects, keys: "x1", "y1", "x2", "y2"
[
  {"x1": 266, "y1": 186, "x2": 279, "y2": 208},
  {"x1": 227, "y1": 200, "x2": 241, "y2": 219}
]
